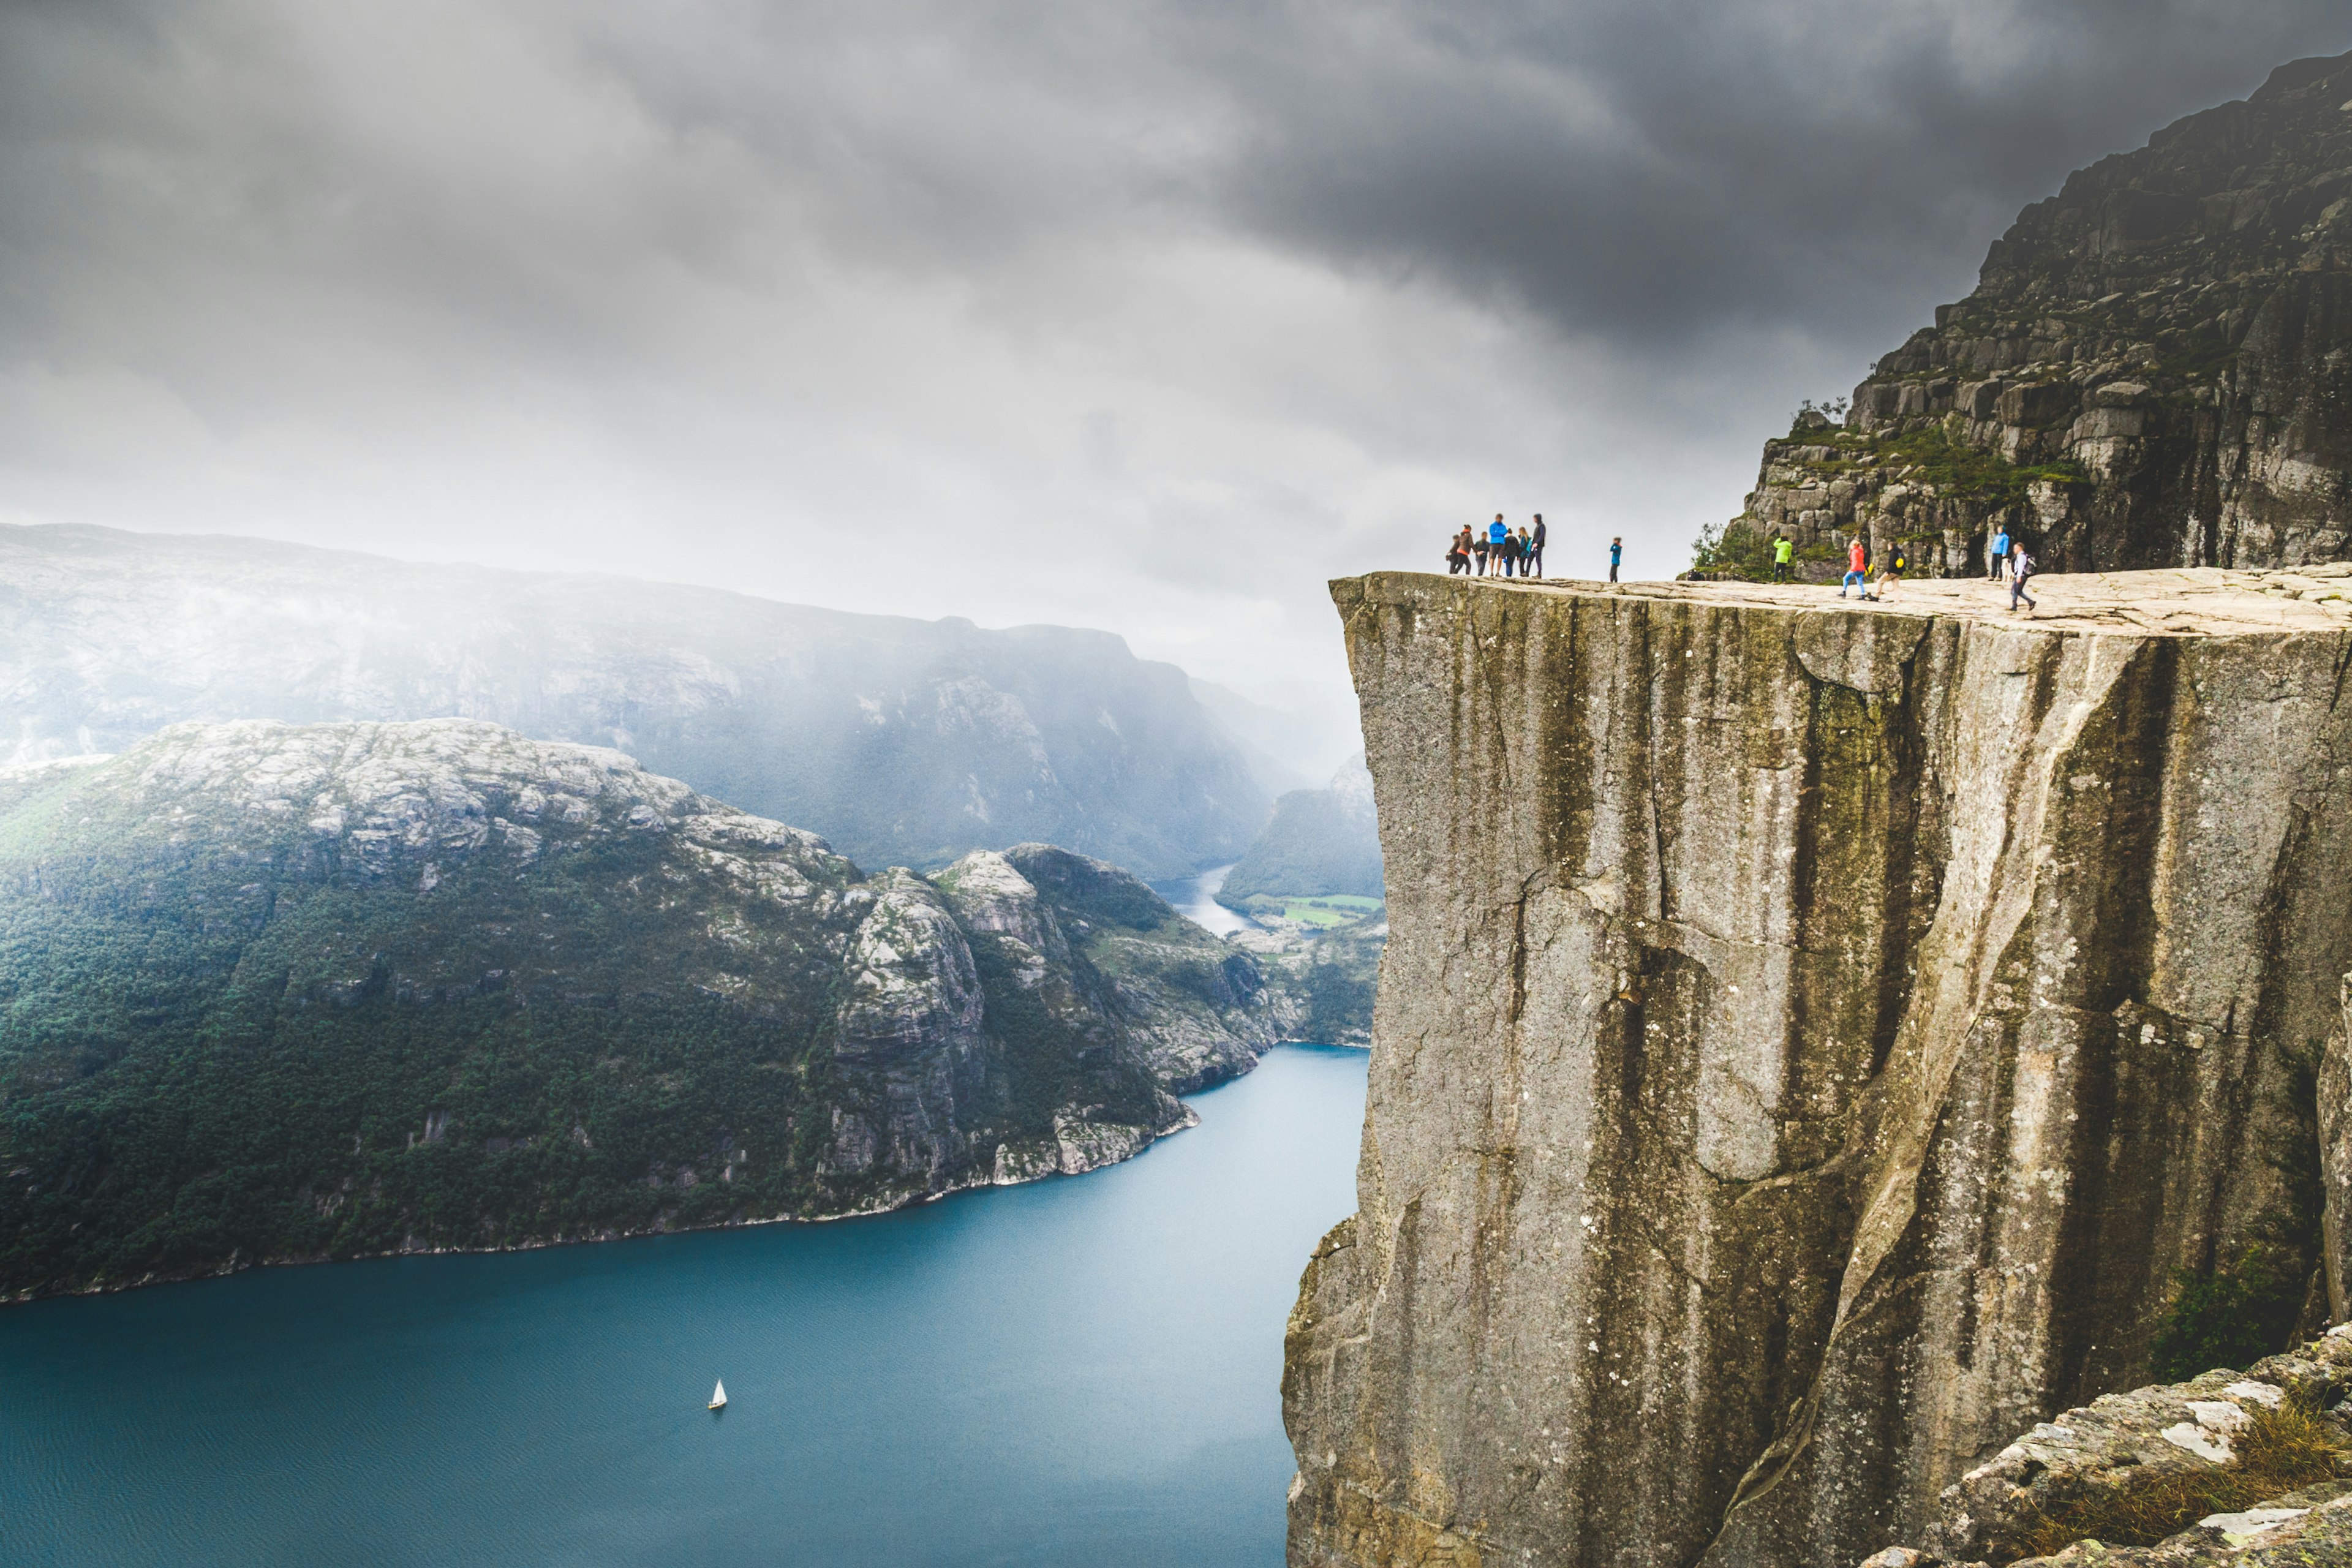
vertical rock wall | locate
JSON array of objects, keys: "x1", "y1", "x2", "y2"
[{"x1": 1284, "y1": 573, "x2": 2352, "y2": 1567}]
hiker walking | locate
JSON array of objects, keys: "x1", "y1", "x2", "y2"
[
  {"x1": 1876, "y1": 541, "x2": 1907, "y2": 601},
  {"x1": 1771, "y1": 535, "x2": 1793, "y2": 582},
  {"x1": 1608, "y1": 536, "x2": 1623, "y2": 582},
  {"x1": 1841, "y1": 535, "x2": 1867, "y2": 598},
  {"x1": 1528, "y1": 516, "x2": 1546, "y2": 578},
  {"x1": 2010, "y1": 546, "x2": 2037, "y2": 612},
  {"x1": 1988, "y1": 525, "x2": 2010, "y2": 582}
]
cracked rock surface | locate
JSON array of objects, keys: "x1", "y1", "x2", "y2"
[{"x1": 1284, "y1": 572, "x2": 2352, "y2": 1568}]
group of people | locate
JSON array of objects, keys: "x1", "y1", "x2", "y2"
[
  {"x1": 1446, "y1": 516, "x2": 1629, "y2": 582},
  {"x1": 1983, "y1": 526, "x2": 2038, "y2": 609},
  {"x1": 1447, "y1": 514, "x2": 1547, "y2": 578},
  {"x1": 1763, "y1": 527, "x2": 2037, "y2": 611}
]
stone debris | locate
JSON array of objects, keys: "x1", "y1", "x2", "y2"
[{"x1": 1856, "y1": 1334, "x2": 2352, "y2": 1565}]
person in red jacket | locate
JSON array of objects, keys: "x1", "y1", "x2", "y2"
[{"x1": 1841, "y1": 535, "x2": 1868, "y2": 598}]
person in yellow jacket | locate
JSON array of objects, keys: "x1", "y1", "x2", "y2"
[{"x1": 1771, "y1": 535, "x2": 1793, "y2": 582}]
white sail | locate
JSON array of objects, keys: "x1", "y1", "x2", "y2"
[{"x1": 709, "y1": 1379, "x2": 727, "y2": 1409}]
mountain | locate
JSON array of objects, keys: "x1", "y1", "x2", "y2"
[
  {"x1": 1218, "y1": 755, "x2": 1383, "y2": 905},
  {"x1": 0, "y1": 523, "x2": 1267, "y2": 880},
  {"x1": 0, "y1": 720, "x2": 1288, "y2": 1301},
  {"x1": 1186, "y1": 679, "x2": 1365, "y2": 798},
  {"x1": 1701, "y1": 49, "x2": 2352, "y2": 582}
]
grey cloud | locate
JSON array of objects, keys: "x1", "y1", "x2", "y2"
[
  {"x1": 0, "y1": 0, "x2": 2346, "y2": 722},
  {"x1": 1209, "y1": 0, "x2": 2352, "y2": 343}
]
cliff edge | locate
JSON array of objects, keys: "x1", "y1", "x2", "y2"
[{"x1": 1285, "y1": 571, "x2": 2352, "y2": 1567}]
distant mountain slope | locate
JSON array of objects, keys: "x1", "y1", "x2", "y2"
[
  {"x1": 0, "y1": 720, "x2": 1286, "y2": 1300},
  {"x1": 1705, "y1": 48, "x2": 2352, "y2": 580},
  {"x1": 1218, "y1": 755, "x2": 1383, "y2": 903},
  {"x1": 0, "y1": 524, "x2": 1267, "y2": 879}
]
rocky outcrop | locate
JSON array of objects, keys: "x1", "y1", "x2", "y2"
[
  {"x1": 0, "y1": 521, "x2": 1268, "y2": 878},
  {"x1": 0, "y1": 720, "x2": 1277, "y2": 1300},
  {"x1": 1710, "y1": 50, "x2": 2352, "y2": 583},
  {"x1": 1861, "y1": 1327, "x2": 2352, "y2": 1565},
  {"x1": 1284, "y1": 572, "x2": 2352, "y2": 1568}
]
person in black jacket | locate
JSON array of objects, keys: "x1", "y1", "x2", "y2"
[{"x1": 1527, "y1": 515, "x2": 1546, "y2": 578}]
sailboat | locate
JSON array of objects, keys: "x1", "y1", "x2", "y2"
[{"x1": 708, "y1": 1379, "x2": 728, "y2": 1411}]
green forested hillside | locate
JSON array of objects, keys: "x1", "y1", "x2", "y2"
[
  {"x1": 1218, "y1": 756, "x2": 1382, "y2": 904},
  {"x1": 0, "y1": 721, "x2": 1284, "y2": 1301}
]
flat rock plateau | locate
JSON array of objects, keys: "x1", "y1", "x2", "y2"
[{"x1": 1284, "y1": 570, "x2": 2352, "y2": 1567}]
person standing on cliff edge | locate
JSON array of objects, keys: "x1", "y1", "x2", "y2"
[
  {"x1": 1527, "y1": 516, "x2": 1546, "y2": 578},
  {"x1": 1608, "y1": 537, "x2": 1622, "y2": 582},
  {"x1": 1771, "y1": 535, "x2": 1793, "y2": 582},
  {"x1": 1989, "y1": 524, "x2": 2010, "y2": 582},
  {"x1": 1488, "y1": 514, "x2": 1509, "y2": 577}
]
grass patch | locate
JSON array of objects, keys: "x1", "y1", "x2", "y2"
[
  {"x1": 1231, "y1": 894, "x2": 1382, "y2": 928},
  {"x1": 2007, "y1": 1397, "x2": 2348, "y2": 1559}
]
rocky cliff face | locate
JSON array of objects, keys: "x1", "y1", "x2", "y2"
[
  {"x1": 1714, "y1": 50, "x2": 2352, "y2": 583},
  {"x1": 1285, "y1": 571, "x2": 2352, "y2": 1568},
  {"x1": 0, "y1": 721, "x2": 1283, "y2": 1300},
  {"x1": 0, "y1": 522, "x2": 1267, "y2": 878}
]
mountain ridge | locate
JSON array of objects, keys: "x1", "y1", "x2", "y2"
[
  {"x1": 1704, "y1": 47, "x2": 2352, "y2": 582},
  {"x1": 0, "y1": 522, "x2": 1268, "y2": 880}
]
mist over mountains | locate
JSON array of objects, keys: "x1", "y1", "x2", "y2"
[{"x1": 0, "y1": 524, "x2": 1272, "y2": 879}]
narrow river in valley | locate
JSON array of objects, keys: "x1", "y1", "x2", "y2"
[{"x1": 0, "y1": 1046, "x2": 1368, "y2": 1567}]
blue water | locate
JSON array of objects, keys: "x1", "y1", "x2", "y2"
[{"x1": 0, "y1": 1045, "x2": 1367, "y2": 1568}]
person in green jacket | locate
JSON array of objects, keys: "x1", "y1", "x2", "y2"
[{"x1": 1771, "y1": 535, "x2": 1793, "y2": 582}]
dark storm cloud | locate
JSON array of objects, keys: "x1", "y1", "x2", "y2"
[
  {"x1": 0, "y1": 1, "x2": 2345, "y2": 719},
  {"x1": 1199, "y1": 0, "x2": 2352, "y2": 342}
]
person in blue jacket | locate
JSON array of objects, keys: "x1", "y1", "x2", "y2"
[
  {"x1": 1488, "y1": 515, "x2": 1510, "y2": 578},
  {"x1": 1988, "y1": 526, "x2": 2010, "y2": 581},
  {"x1": 1608, "y1": 537, "x2": 1623, "y2": 582}
]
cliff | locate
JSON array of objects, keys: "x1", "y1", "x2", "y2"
[
  {"x1": 0, "y1": 721, "x2": 1284, "y2": 1301},
  {"x1": 0, "y1": 522, "x2": 1267, "y2": 879},
  {"x1": 1285, "y1": 571, "x2": 2352, "y2": 1567},
  {"x1": 1709, "y1": 50, "x2": 2352, "y2": 583}
]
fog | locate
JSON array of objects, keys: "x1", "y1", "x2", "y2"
[{"x1": 2, "y1": 0, "x2": 2345, "y2": 721}]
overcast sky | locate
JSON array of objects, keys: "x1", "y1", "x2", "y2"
[{"x1": 2, "y1": 1, "x2": 2346, "y2": 717}]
